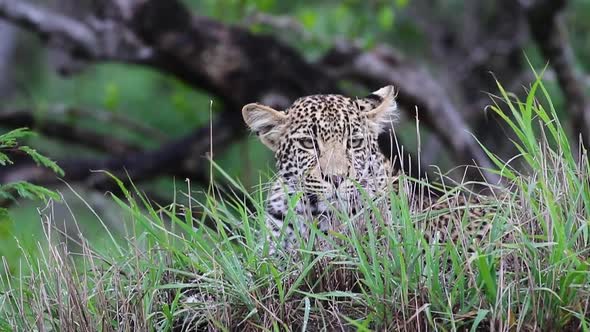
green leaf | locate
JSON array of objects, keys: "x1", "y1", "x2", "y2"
[
  {"x1": 0, "y1": 208, "x2": 12, "y2": 225},
  {"x1": 341, "y1": 315, "x2": 373, "y2": 332},
  {"x1": 0, "y1": 128, "x2": 36, "y2": 148},
  {"x1": 0, "y1": 151, "x2": 12, "y2": 166},
  {"x1": 299, "y1": 10, "x2": 317, "y2": 29},
  {"x1": 396, "y1": 0, "x2": 409, "y2": 7},
  {"x1": 254, "y1": 0, "x2": 275, "y2": 12},
  {"x1": 1, "y1": 182, "x2": 60, "y2": 203},
  {"x1": 470, "y1": 309, "x2": 490, "y2": 332},
  {"x1": 377, "y1": 5, "x2": 394, "y2": 30},
  {"x1": 103, "y1": 83, "x2": 120, "y2": 111},
  {"x1": 302, "y1": 297, "x2": 310, "y2": 332},
  {"x1": 18, "y1": 146, "x2": 64, "y2": 176},
  {"x1": 0, "y1": 317, "x2": 13, "y2": 332},
  {"x1": 476, "y1": 252, "x2": 497, "y2": 302}
]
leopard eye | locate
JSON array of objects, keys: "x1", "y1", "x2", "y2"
[
  {"x1": 298, "y1": 138, "x2": 316, "y2": 149},
  {"x1": 350, "y1": 138, "x2": 364, "y2": 148}
]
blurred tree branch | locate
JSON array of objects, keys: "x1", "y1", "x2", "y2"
[
  {"x1": 0, "y1": 112, "x2": 242, "y2": 191},
  {"x1": 525, "y1": 0, "x2": 590, "y2": 149},
  {"x1": 0, "y1": 0, "x2": 153, "y2": 63},
  {"x1": 0, "y1": 0, "x2": 527, "y2": 200},
  {"x1": 0, "y1": 109, "x2": 142, "y2": 154},
  {"x1": 41, "y1": 106, "x2": 168, "y2": 142}
]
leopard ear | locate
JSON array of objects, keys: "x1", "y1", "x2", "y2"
[
  {"x1": 357, "y1": 85, "x2": 398, "y2": 134},
  {"x1": 242, "y1": 103, "x2": 288, "y2": 151}
]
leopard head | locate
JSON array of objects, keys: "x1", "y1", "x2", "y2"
[{"x1": 242, "y1": 86, "x2": 397, "y2": 199}]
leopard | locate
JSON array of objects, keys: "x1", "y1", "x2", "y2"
[
  {"x1": 242, "y1": 85, "x2": 501, "y2": 257},
  {"x1": 163, "y1": 87, "x2": 513, "y2": 330}
]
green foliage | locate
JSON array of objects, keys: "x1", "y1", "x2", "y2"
[
  {"x1": 103, "y1": 82, "x2": 121, "y2": 111},
  {"x1": 187, "y1": 0, "x2": 407, "y2": 56},
  {"x1": 377, "y1": 4, "x2": 395, "y2": 30},
  {"x1": 0, "y1": 182, "x2": 59, "y2": 206},
  {"x1": 1, "y1": 78, "x2": 590, "y2": 330},
  {"x1": 0, "y1": 128, "x2": 34, "y2": 165},
  {"x1": 0, "y1": 128, "x2": 63, "y2": 276},
  {"x1": 0, "y1": 128, "x2": 63, "y2": 202},
  {"x1": 17, "y1": 146, "x2": 63, "y2": 177}
]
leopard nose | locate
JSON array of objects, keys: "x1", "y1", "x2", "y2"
[{"x1": 325, "y1": 175, "x2": 345, "y2": 187}]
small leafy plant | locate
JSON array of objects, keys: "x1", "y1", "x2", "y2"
[
  {"x1": 0, "y1": 128, "x2": 63, "y2": 277},
  {"x1": 0, "y1": 128, "x2": 63, "y2": 215}
]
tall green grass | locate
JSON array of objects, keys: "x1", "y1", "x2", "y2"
[{"x1": 1, "y1": 77, "x2": 589, "y2": 331}]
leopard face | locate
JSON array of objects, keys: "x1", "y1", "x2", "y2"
[{"x1": 242, "y1": 86, "x2": 397, "y2": 202}]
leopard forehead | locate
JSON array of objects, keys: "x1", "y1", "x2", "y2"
[{"x1": 283, "y1": 94, "x2": 366, "y2": 137}]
